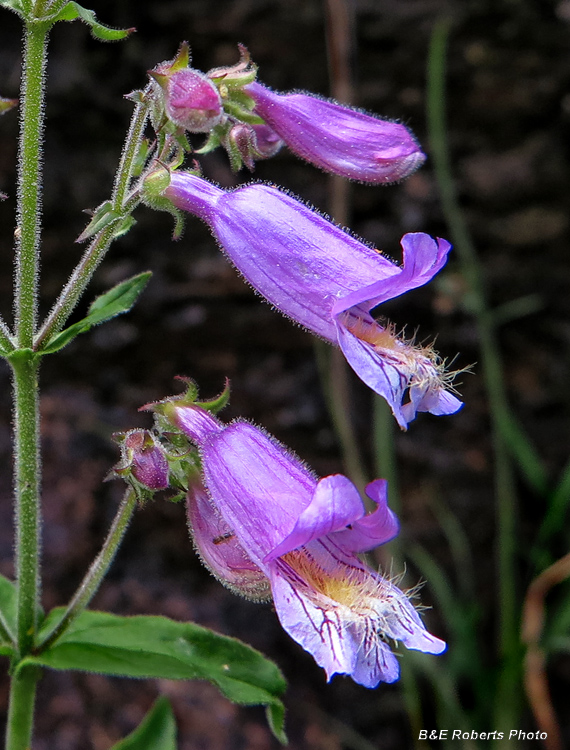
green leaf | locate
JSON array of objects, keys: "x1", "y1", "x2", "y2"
[
  {"x1": 25, "y1": 610, "x2": 287, "y2": 743},
  {"x1": 50, "y1": 2, "x2": 134, "y2": 41},
  {"x1": 0, "y1": 574, "x2": 17, "y2": 652},
  {"x1": 76, "y1": 201, "x2": 119, "y2": 243},
  {"x1": 110, "y1": 696, "x2": 176, "y2": 750},
  {"x1": 40, "y1": 272, "x2": 151, "y2": 355},
  {"x1": 0, "y1": 0, "x2": 26, "y2": 16},
  {"x1": 0, "y1": 96, "x2": 18, "y2": 115}
]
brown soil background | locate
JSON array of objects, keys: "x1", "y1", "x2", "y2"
[{"x1": 0, "y1": 0, "x2": 570, "y2": 748}]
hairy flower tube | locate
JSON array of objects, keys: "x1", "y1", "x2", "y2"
[
  {"x1": 244, "y1": 81, "x2": 424, "y2": 183},
  {"x1": 164, "y1": 171, "x2": 462, "y2": 428},
  {"x1": 171, "y1": 405, "x2": 446, "y2": 687}
]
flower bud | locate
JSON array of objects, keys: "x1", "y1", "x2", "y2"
[
  {"x1": 149, "y1": 43, "x2": 224, "y2": 133},
  {"x1": 114, "y1": 429, "x2": 170, "y2": 491},
  {"x1": 245, "y1": 81, "x2": 425, "y2": 183},
  {"x1": 156, "y1": 68, "x2": 224, "y2": 133},
  {"x1": 250, "y1": 124, "x2": 283, "y2": 159},
  {"x1": 223, "y1": 122, "x2": 284, "y2": 172}
]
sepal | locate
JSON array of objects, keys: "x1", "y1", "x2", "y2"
[
  {"x1": 0, "y1": 96, "x2": 17, "y2": 115},
  {"x1": 142, "y1": 165, "x2": 185, "y2": 240},
  {"x1": 145, "y1": 376, "x2": 230, "y2": 418}
]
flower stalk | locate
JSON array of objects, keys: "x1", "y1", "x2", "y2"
[
  {"x1": 5, "y1": 666, "x2": 40, "y2": 750},
  {"x1": 37, "y1": 488, "x2": 138, "y2": 652},
  {"x1": 34, "y1": 93, "x2": 150, "y2": 350}
]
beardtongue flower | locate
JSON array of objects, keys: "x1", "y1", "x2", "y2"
[
  {"x1": 164, "y1": 171, "x2": 462, "y2": 428},
  {"x1": 172, "y1": 405, "x2": 446, "y2": 687},
  {"x1": 244, "y1": 81, "x2": 425, "y2": 183}
]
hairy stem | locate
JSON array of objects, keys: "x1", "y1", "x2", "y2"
[
  {"x1": 16, "y1": 20, "x2": 49, "y2": 348},
  {"x1": 34, "y1": 94, "x2": 149, "y2": 350},
  {"x1": 37, "y1": 488, "x2": 137, "y2": 652},
  {"x1": 5, "y1": 666, "x2": 40, "y2": 750}
]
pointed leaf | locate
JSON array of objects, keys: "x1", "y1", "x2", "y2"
[
  {"x1": 25, "y1": 610, "x2": 287, "y2": 743},
  {"x1": 0, "y1": 97, "x2": 18, "y2": 115},
  {"x1": 76, "y1": 201, "x2": 118, "y2": 243},
  {"x1": 0, "y1": 574, "x2": 17, "y2": 652},
  {"x1": 0, "y1": 0, "x2": 26, "y2": 16},
  {"x1": 110, "y1": 696, "x2": 176, "y2": 750},
  {"x1": 50, "y1": 3, "x2": 134, "y2": 40},
  {"x1": 40, "y1": 272, "x2": 151, "y2": 354}
]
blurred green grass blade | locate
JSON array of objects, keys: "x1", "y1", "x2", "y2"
[
  {"x1": 431, "y1": 499, "x2": 475, "y2": 600},
  {"x1": 426, "y1": 17, "x2": 548, "y2": 497},
  {"x1": 405, "y1": 652, "x2": 476, "y2": 749},
  {"x1": 499, "y1": 409, "x2": 549, "y2": 496},
  {"x1": 533, "y1": 458, "x2": 570, "y2": 565}
]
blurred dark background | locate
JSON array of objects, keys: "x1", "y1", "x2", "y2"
[{"x1": 0, "y1": 0, "x2": 570, "y2": 747}]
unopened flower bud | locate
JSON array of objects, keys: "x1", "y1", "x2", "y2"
[
  {"x1": 165, "y1": 69, "x2": 224, "y2": 132},
  {"x1": 149, "y1": 43, "x2": 224, "y2": 133},
  {"x1": 155, "y1": 68, "x2": 224, "y2": 133},
  {"x1": 115, "y1": 429, "x2": 170, "y2": 491},
  {"x1": 225, "y1": 122, "x2": 256, "y2": 171},
  {"x1": 245, "y1": 81, "x2": 425, "y2": 183},
  {"x1": 223, "y1": 123, "x2": 283, "y2": 172},
  {"x1": 250, "y1": 124, "x2": 283, "y2": 159}
]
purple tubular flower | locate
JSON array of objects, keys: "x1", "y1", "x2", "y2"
[
  {"x1": 244, "y1": 81, "x2": 425, "y2": 183},
  {"x1": 187, "y1": 481, "x2": 271, "y2": 601},
  {"x1": 175, "y1": 405, "x2": 446, "y2": 688},
  {"x1": 165, "y1": 172, "x2": 462, "y2": 428}
]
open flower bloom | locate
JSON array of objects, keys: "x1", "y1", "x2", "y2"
[
  {"x1": 175, "y1": 405, "x2": 446, "y2": 687},
  {"x1": 244, "y1": 81, "x2": 425, "y2": 183},
  {"x1": 165, "y1": 171, "x2": 462, "y2": 428}
]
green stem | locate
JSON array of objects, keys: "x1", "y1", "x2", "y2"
[
  {"x1": 112, "y1": 89, "x2": 150, "y2": 210},
  {"x1": 373, "y1": 395, "x2": 399, "y2": 514},
  {"x1": 16, "y1": 20, "x2": 49, "y2": 349},
  {"x1": 5, "y1": 666, "x2": 40, "y2": 750},
  {"x1": 37, "y1": 488, "x2": 137, "y2": 652},
  {"x1": 5, "y1": 18, "x2": 50, "y2": 750},
  {"x1": 10, "y1": 351, "x2": 41, "y2": 657},
  {"x1": 427, "y1": 17, "x2": 520, "y2": 736},
  {"x1": 34, "y1": 99, "x2": 149, "y2": 350},
  {"x1": 34, "y1": 222, "x2": 117, "y2": 350}
]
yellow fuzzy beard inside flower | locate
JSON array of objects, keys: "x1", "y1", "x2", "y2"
[
  {"x1": 345, "y1": 316, "x2": 401, "y2": 350},
  {"x1": 341, "y1": 312, "x2": 458, "y2": 392},
  {"x1": 282, "y1": 549, "x2": 387, "y2": 613}
]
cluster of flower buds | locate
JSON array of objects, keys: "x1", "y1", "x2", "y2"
[{"x1": 146, "y1": 42, "x2": 425, "y2": 181}]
